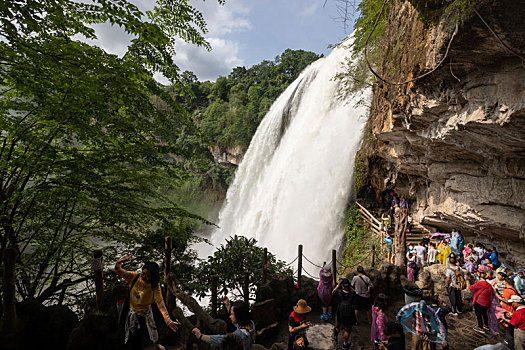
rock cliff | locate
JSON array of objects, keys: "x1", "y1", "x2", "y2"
[{"x1": 359, "y1": 0, "x2": 525, "y2": 266}]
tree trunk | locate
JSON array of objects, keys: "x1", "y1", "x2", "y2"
[
  {"x1": 393, "y1": 209, "x2": 408, "y2": 267},
  {"x1": 166, "y1": 272, "x2": 226, "y2": 334},
  {"x1": 1, "y1": 247, "x2": 18, "y2": 331}
]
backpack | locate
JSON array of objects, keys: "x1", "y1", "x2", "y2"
[
  {"x1": 449, "y1": 268, "x2": 466, "y2": 290},
  {"x1": 293, "y1": 335, "x2": 306, "y2": 350}
]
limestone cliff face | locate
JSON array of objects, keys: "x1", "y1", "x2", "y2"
[
  {"x1": 209, "y1": 145, "x2": 245, "y2": 166},
  {"x1": 362, "y1": 0, "x2": 525, "y2": 265}
]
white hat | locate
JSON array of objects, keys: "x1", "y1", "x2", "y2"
[{"x1": 509, "y1": 295, "x2": 524, "y2": 304}]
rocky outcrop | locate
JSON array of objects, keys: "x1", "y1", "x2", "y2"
[
  {"x1": 0, "y1": 300, "x2": 78, "y2": 350},
  {"x1": 209, "y1": 145, "x2": 245, "y2": 166},
  {"x1": 361, "y1": 0, "x2": 525, "y2": 266}
]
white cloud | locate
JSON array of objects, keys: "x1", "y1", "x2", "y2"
[
  {"x1": 173, "y1": 37, "x2": 244, "y2": 81},
  {"x1": 72, "y1": 22, "x2": 134, "y2": 58},
  {"x1": 300, "y1": 1, "x2": 319, "y2": 16},
  {"x1": 194, "y1": 0, "x2": 252, "y2": 35}
]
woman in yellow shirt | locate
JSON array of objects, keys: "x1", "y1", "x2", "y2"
[{"x1": 114, "y1": 255, "x2": 179, "y2": 349}]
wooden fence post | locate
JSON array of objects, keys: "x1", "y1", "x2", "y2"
[
  {"x1": 331, "y1": 249, "x2": 337, "y2": 285},
  {"x1": 243, "y1": 272, "x2": 250, "y2": 303},
  {"x1": 211, "y1": 275, "x2": 218, "y2": 318},
  {"x1": 164, "y1": 236, "x2": 172, "y2": 279},
  {"x1": 93, "y1": 249, "x2": 104, "y2": 310},
  {"x1": 371, "y1": 245, "x2": 376, "y2": 268},
  {"x1": 297, "y1": 245, "x2": 303, "y2": 289},
  {"x1": 380, "y1": 222, "x2": 384, "y2": 256},
  {"x1": 262, "y1": 247, "x2": 268, "y2": 284}
]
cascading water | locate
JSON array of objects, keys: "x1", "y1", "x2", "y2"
[{"x1": 207, "y1": 39, "x2": 370, "y2": 272}]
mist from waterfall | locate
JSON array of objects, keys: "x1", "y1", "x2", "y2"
[{"x1": 206, "y1": 39, "x2": 370, "y2": 272}]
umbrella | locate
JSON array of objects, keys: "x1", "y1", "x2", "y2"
[{"x1": 431, "y1": 232, "x2": 445, "y2": 238}]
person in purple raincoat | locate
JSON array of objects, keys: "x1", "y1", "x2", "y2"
[{"x1": 318, "y1": 263, "x2": 334, "y2": 321}]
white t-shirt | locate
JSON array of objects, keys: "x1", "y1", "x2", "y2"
[
  {"x1": 446, "y1": 265, "x2": 461, "y2": 288},
  {"x1": 427, "y1": 248, "x2": 438, "y2": 263},
  {"x1": 414, "y1": 245, "x2": 426, "y2": 260}
]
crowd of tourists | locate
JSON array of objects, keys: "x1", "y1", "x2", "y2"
[
  {"x1": 314, "y1": 260, "x2": 525, "y2": 350},
  {"x1": 405, "y1": 229, "x2": 525, "y2": 349},
  {"x1": 112, "y1": 214, "x2": 524, "y2": 350}
]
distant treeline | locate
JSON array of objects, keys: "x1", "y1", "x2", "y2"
[{"x1": 169, "y1": 49, "x2": 321, "y2": 149}]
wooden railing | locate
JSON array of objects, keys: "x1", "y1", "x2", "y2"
[{"x1": 356, "y1": 201, "x2": 388, "y2": 262}]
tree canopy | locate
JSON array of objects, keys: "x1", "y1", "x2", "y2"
[{"x1": 0, "y1": 0, "x2": 221, "y2": 320}]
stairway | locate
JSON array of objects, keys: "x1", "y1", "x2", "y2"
[{"x1": 406, "y1": 223, "x2": 430, "y2": 246}]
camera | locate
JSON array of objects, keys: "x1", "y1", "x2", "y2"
[{"x1": 374, "y1": 340, "x2": 381, "y2": 344}]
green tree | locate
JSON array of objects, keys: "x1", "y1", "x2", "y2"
[
  {"x1": 0, "y1": 0, "x2": 223, "y2": 327},
  {"x1": 195, "y1": 235, "x2": 290, "y2": 300}
]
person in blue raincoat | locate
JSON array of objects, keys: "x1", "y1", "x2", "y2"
[
  {"x1": 450, "y1": 229, "x2": 464, "y2": 261},
  {"x1": 396, "y1": 300, "x2": 448, "y2": 349}
]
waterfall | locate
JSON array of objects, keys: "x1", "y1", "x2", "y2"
[{"x1": 207, "y1": 40, "x2": 370, "y2": 273}]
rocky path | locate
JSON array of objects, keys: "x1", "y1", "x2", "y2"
[{"x1": 262, "y1": 305, "x2": 507, "y2": 350}]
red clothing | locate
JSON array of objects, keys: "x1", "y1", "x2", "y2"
[
  {"x1": 510, "y1": 307, "x2": 525, "y2": 331},
  {"x1": 469, "y1": 280, "x2": 492, "y2": 307}
]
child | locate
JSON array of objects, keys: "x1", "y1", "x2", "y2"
[
  {"x1": 371, "y1": 294, "x2": 389, "y2": 349},
  {"x1": 428, "y1": 298, "x2": 451, "y2": 350}
]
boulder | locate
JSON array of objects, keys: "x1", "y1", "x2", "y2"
[
  {"x1": 255, "y1": 274, "x2": 320, "y2": 319},
  {"x1": 0, "y1": 300, "x2": 78, "y2": 350}
]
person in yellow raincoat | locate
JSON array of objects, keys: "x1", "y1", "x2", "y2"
[{"x1": 437, "y1": 240, "x2": 452, "y2": 265}]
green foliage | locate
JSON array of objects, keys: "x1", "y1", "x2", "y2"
[
  {"x1": 342, "y1": 205, "x2": 385, "y2": 269},
  {"x1": 194, "y1": 236, "x2": 290, "y2": 301},
  {"x1": 336, "y1": 0, "x2": 390, "y2": 96},
  {"x1": 354, "y1": 150, "x2": 364, "y2": 192},
  {"x1": 0, "y1": 0, "x2": 222, "y2": 307},
  {"x1": 444, "y1": 0, "x2": 476, "y2": 24},
  {"x1": 169, "y1": 49, "x2": 320, "y2": 149}
]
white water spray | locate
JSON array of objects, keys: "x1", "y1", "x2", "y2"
[{"x1": 208, "y1": 40, "x2": 370, "y2": 272}]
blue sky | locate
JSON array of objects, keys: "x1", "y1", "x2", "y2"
[{"x1": 79, "y1": 0, "x2": 358, "y2": 82}]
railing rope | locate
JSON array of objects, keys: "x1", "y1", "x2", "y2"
[{"x1": 302, "y1": 254, "x2": 323, "y2": 269}]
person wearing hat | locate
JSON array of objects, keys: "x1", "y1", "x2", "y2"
[
  {"x1": 378, "y1": 321, "x2": 405, "y2": 350},
  {"x1": 333, "y1": 278, "x2": 357, "y2": 350},
  {"x1": 288, "y1": 299, "x2": 311, "y2": 350},
  {"x1": 318, "y1": 262, "x2": 334, "y2": 321},
  {"x1": 503, "y1": 295, "x2": 525, "y2": 350}
]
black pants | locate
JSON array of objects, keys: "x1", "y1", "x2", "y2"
[
  {"x1": 506, "y1": 324, "x2": 515, "y2": 350},
  {"x1": 474, "y1": 302, "x2": 489, "y2": 328},
  {"x1": 447, "y1": 287, "x2": 462, "y2": 313}
]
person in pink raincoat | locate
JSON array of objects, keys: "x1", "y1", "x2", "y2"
[{"x1": 371, "y1": 293, "x2": 389, "y2": 349}]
